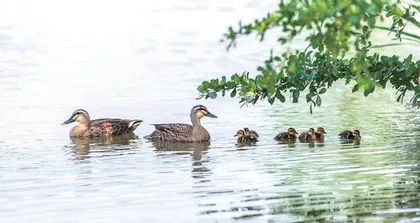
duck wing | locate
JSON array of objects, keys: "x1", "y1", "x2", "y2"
[
  {"x1": 88, "y1": 119, "x2": 141, "y2": 137},
  {"x1": 274, "y1": 132, "x2": 289, "y2": 141},
  {"x1": 245, "y1": 135, "x2": 258, "y2": 143},
  {"x1": 147, "y1": 123, "x2": 193, "y2": 142},
  {"x1": 338, "y1": 130, "x2": 352, "y2": 139},
  {"x1": 298, "y1": 132, "x2": 308, "y2": 141},
  {"x1": 250, "y1": 130, "x2": 259, "y2": 138}
]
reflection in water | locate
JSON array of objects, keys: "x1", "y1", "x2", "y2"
[
  {"x1": 340, "y1": 139, "x2": 361, "y2": 146},
  {"x1": 152, "y1": 141, "x2": 211, "y2": 178},
  {"x1": 278, "y1": 140, "x2": 297, "y2": 148},
  {"x1": 235, "y1": 142, "x2": 257, "y2": 149},
  {"x1": 68, "y1": 134, "x2": 139, "y2": 160},
  {"x1": 152, "y1": 140, "x2": 210, "y2": 152}
]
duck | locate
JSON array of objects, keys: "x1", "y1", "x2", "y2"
[
  {"x1": 62, "y1": 109, "x2": 142, "y2": 138},
  {"x1": 298, "y1": 128, "x2": 316, "y2": 142},
  {"x1": 315, "y1": 127, "x2": 327, "y2": 140},
  {"x1": 235, "y1": 129, "x2": 258, "y2": 144},
  {"x1": 145, "y1": 105, "x2": 217, "y2": 142},
  {"x1": 339, "y1": 130, "x2": 361, "y2": 140},
  {"x1": 274, "y1": 128, "x2": 298, "y2": 141}
]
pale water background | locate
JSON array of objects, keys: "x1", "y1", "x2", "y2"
[{"x1": 0, "y1": 0, "x2": 419, "y2": 222}]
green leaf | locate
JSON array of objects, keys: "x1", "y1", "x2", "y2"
[
  {"x1": 230, "y1": 89, "x2": 237, "y2": 97},
  {"x1": 268, "y1": 97, "x2": 275, "y2": 105},
  {"x1": 362, "y1": 25, "x2": 369, "y2": 34},
  {"x1": 232, "y1": 74, "x2": 240, "y2": 83},
  {"x1": 316, "y1": 95, "x2": 322, "y2": 106},
  {"x1": 221, "y1": 76, "x2": 227, "y2": 85},
  {"x1": 332, "y1": 67, "x2": 339, "y2": 76},
  {"x1": 209, "y1": 92, "x2": 217, "y2": 99},
  {"x1": 319, "y1": 88, "x2": 327, "y2": 94},
  {"x1": 278, "y1": 93, "x2": 286, "y2": 103},
  {"x1": 352, "y1": 84, "x2": 360, "y2": 92},
  {"x1": 397, "y1": 94, "x2": 402, "y2": 102},
  {"x1": 367, "y1": 17, "x2": 376, "y2": 27}
]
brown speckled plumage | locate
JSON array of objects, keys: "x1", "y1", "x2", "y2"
[
  {"x1": 63, "y1": 109, "x2": 142, "y2": 138},
  {"x1": 339, "y1": 130, "x2": 361, "y2": 140},
  {"x1": 315, "y1": 127, "x2": 327, "y2": 140},
  {"x1": 235, "y1": 129, "x2": 258, "y2": 144},
  {"x1": 274, "y1": 128, "x2": 298, "y2": 141},
  {"x1": 145, "y1": 105, "x2": 217, "y2": 142},
  {"x1": 244, "y1": 127, "x2": 259, "y2": 138},
  {"x1": 298, "y1": 128, "x2": 316, "y2": 142}
]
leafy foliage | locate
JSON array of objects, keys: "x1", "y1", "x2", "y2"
[{"x1": 197, "y1": 0, "x2": 420, "y2": 111}]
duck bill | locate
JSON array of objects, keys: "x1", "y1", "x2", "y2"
[
  {"x1": 206, "y1": 112, "x2": 217, "y2": 118},
  {"x1": 61, "y1": 118, "x2": 75, "y2": 126},
  {"x1": 234, "y1": 134, "x2": 238, "y2": 137}
]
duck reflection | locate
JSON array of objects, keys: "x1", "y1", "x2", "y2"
[
  {"x1": 69, "y1": 133, "x2": 139, "y2": 160},
  {"x1": 278, "y1": 140, "x2": 297, "y2": 148},
  {"x1": 340, "y1": 139, "x2": 361, "y2": 146},
  {"x1": 152, "y1": 141, "x2": 211, "y2": 178}
]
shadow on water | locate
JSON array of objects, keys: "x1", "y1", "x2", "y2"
[
  {"x1": 151, "y1": 140, "x2": 211, "y2": 178},
  {"x1": 66, "y1": 134, "x2": 139, "y2": 160}
]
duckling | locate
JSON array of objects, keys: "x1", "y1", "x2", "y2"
[
  {"x1": 315, "y1": 127, "x2": 327, "y2": 140},
  {"x1": 145, "y1": 105, "x2": 217, "y2": 142},
  {"x1": 244, "y1": 127, "x2": 259, "y2": 138},
  {"x1": 62, "y1": 109, "x2": 142, "y2": 138},
  {"x1": 298, "y1": 128, "x2": 317, "y2": 142},
  {"x1": 274, "y1": 128, "x2": 298, "y2": 141},
  {"x1": 235, "y1": 129, "x2": 258, "y2": 144},
  {"x1": 339, "y1": 130, "x2": 361, "y2": 140}
]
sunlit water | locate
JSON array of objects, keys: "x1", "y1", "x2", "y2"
[{"x1": 0, "y1": 0, "x2": 419, "y2": 222}]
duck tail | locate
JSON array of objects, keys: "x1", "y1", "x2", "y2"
[{"x1": 128, "y1": 120, "x2": 143, "y2": 131}]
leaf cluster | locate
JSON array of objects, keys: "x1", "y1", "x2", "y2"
[{"x1": 198, "y1": 0, "x2": 420, "y2": 111}]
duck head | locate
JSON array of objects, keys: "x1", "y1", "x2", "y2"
[
  {"x1": 353, "y1": 130, "x2": 361, "y2": 139},
  {"x1": 234, "y1": 130, "x2": 245, "y2": 138},
  {"x1": 288, "y1": 128, "x2": 298, "y2": 136},
  {"x1": 308, "y1": 128, "x2": 316, "y2": 139},
  {"x1": 191, "y1": 105, "x2": 217, "y2": 119},
  {"x1": 316, "y1": 127, "x2": 327, "y2": 135},
  {"x1": 62, "y1": 109, "x2": 90, "y2": 126}
]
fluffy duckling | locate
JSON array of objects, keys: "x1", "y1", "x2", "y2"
[
  {"x1": 298, "y1": 128, "x2": 317, "y2": 142},
  {"x1": 244, "y1": 127, "x2": 259, "y2": 138},
  {"x1": 274, "y1": 128, "x2": 298, "y2": 141},
  {"x1": 235, "y1": 130, "x2": 258, "y2": 143},
  {"x1": 315, "y1": 127, "x2": 327, "y2": 140},
  {"x1": 339, "y1": 130, "x2": 361, "y2": 140}
]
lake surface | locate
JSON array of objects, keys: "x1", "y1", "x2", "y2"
[{"x1": 0, "y1": 0, "x2": 419, "y2": 222}]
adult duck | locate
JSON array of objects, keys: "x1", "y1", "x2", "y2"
[
  {"x1": 145, "y1": 105, "x2": 217, "y2": 142},
  {"x1": 62, "y1": 109, "x2": 142, "y2": 138}
]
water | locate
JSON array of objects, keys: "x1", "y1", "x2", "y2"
[{"x1": 0, "y1": 0, "x2": 419, "y2": 222}]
